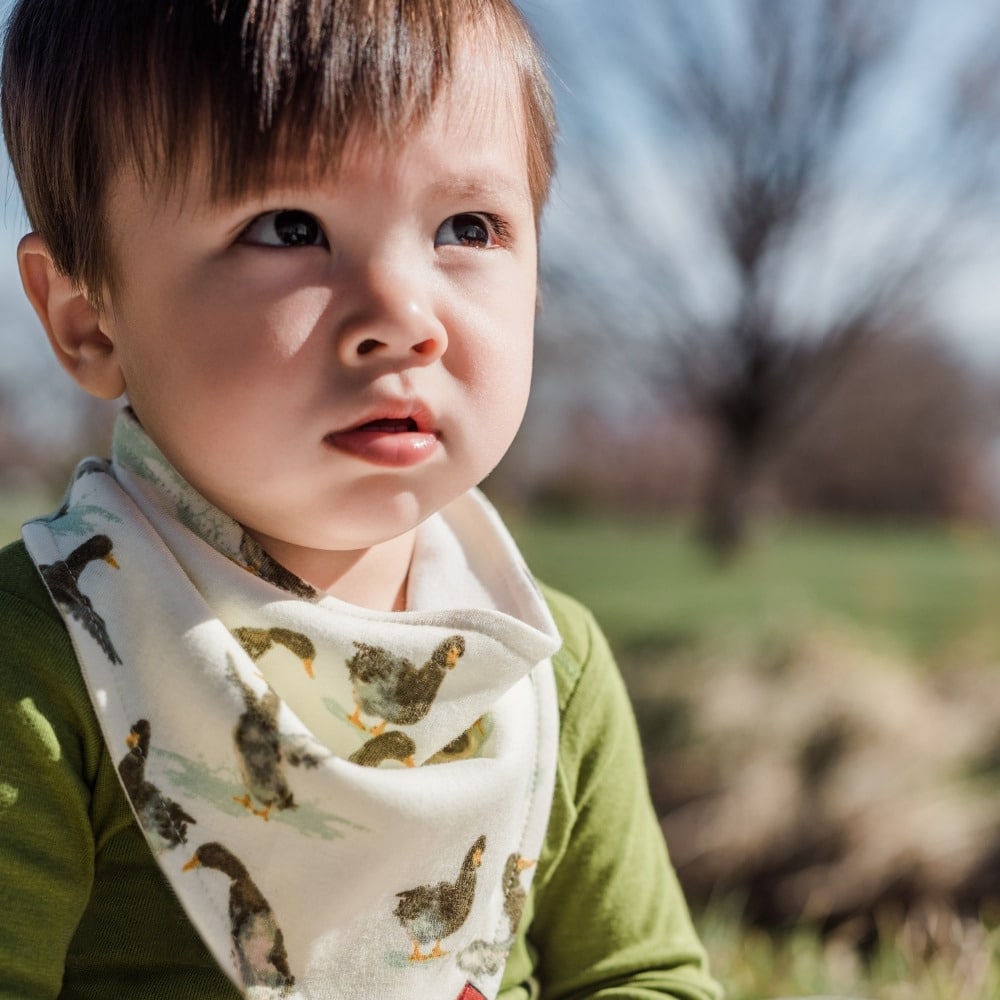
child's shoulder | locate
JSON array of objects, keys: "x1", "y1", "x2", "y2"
[
  {"x1": 537, "y1": 581, "x2": 618, "y2": 714},
  {"x1": 0, "y1": 537, "x2": 93, "y2": 713},
  {"x1": 0, "y1": 536, "x2": 64, "y2": 625}
]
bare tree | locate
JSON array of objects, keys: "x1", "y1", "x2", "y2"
[{"x1": 535, "y1": 0, "x2": 1000, "y2": 556}]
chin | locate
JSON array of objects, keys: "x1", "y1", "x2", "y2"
[{"x1": 309, "y1": 509, "x2": 431, "y2": 552}]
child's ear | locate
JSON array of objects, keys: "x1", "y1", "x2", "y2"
[{"x1": 17, "y1": 233, "x2": 125, "y2": 400}]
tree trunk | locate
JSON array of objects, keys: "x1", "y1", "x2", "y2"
[{"x1": 699, "y1": 433, "x2": 759, "y2": 562}]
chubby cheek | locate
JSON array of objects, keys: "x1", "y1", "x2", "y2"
[
  {"x1": 139, "y1": 288, "x2": 323, "y2": 393},
  {"x1": 110, "y1": 301, "x2": 323, "y2": 493},
  {"x1": 453, "y1": 312, "x2": 534, "y2": 471}
]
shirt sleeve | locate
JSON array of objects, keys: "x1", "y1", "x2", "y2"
[
  {"x1": 0, "y1": 583, "x2": 101, "y2": 998},
  {"x1": 526, "y1": 589, "x2": 723, "y2": 1000}
]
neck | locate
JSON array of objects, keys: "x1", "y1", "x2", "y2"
[{"x1": 245, "y1": 529, "x2": 415, "y2": 612}]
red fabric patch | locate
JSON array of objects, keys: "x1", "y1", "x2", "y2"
[{"x1": 456, "y1": 984, "x2": 487, "y2": 1000}]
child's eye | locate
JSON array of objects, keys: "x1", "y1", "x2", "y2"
[
  {"x1": 239, "y1": 209, "x2": 328, "y2": 248},
  {"x1": 435, "y1": 213, "x2": 507, "y2": 249}
]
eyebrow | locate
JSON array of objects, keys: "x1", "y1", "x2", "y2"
[{"x1": 428, "y1": 173, "x2": 530, "y2": 204}]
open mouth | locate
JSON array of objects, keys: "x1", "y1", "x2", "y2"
[
  {"x1": 356, "y1": 417, "x2": 420, "y2": 433},
  {"x1": 323, "y1": 411, "x2": 439, "y2": 467}
]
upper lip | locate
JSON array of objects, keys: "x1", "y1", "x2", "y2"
[{"x1": 331, "y1": 398, "x2": 438, "y2": 436}]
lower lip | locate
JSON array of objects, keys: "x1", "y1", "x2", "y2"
[{"x1": 324, "y1": 429, "x2": 440, "y2": 467}]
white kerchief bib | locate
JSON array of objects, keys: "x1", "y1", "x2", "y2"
[{"x1": 22, "y1": 410, "x2": 560, "y2": 1000}]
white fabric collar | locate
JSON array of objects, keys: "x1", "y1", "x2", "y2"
[{"x1": 23, "y1": 410, "x2": 561, "y2": 1000}]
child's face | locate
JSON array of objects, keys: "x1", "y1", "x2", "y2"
[{"x1": 93, "y1": 51, "x2": 537, "y2": 576}]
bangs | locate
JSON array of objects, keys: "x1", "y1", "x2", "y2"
[{"x1": 117, "y1": 0, "x2": 455, "y2": 201}]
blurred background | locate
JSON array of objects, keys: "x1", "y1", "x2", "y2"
[{"x1": 2, "y1": 0, "x2": 1000, "y2": 996}]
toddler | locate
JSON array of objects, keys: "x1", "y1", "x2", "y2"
[{"x1": 0, "y1": 1, "x2": 721, "y2": 998}]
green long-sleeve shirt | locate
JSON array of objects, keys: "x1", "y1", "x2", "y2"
[{"x1": 0, "y1": 538, "x2": 720, "y2": 1000}]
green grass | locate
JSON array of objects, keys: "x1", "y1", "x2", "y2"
[
  {"x1": 699, "y1": 902, "x2": 1000, "y2": 1000},
  {"x1": 0, "y1": 490, "x2": 59, "y2": 547},
  {"x1": 502, "y1": 508, "x2": 1000, "y2": 998},
  {"x1": 504, "y1": 510, "x2": 1000, "y2": 661}
]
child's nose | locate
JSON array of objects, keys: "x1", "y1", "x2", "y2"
[{"x1": 336, "y1": 263, "x2": 447, "y2": 367}]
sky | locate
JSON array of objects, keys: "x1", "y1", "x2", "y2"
[
  {"x1": 0, "y1": 0, "x2": 998, "y2": 456},
  {"x1": 523, "y1": 0, "x2": 1000, "y2": 371}
]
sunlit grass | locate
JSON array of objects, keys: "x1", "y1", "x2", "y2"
[
  {"x1": 0, "y1": 489, "x2": 58, "y2": 546},
  {"x1": 505, "y1": 510, "x2": 1000, "y2": 661},
  {"x1": 503, "y1": 508, "x2": 1000, "y2": 999},
  {"x1": 699, "y1": 903, "x2": 1000, "y2": 1000}
]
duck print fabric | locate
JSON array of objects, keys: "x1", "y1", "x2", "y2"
[{"x1": 21, "y1": 409, "x2": 560, "y2": 1000}]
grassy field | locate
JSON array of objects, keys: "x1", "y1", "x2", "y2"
[
  {"x1": 504, "y1": 509, "x2": 1000, "y2": 663},
  {"x1": 0, "y1": 490, "x2": 59, "y2": 546},
  {"x1": 5, "y1": 491, "x2": 1000, "y2": 997},
  {"x1": 699, "y1": 900, "x2": 1000, "y2": 1000},
  {"x1": 505, "y1": 508, "x2": 1000, "y2": 999}
]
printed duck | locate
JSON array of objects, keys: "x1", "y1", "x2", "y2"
[
  {"x1": 348, "y1": 730, "x2": 417, "y2": 768},
  {"x1": 394, "y1": 835, "x2": 486, "y2": 961},
  {"x1": 346, "y1": 634, "x2": 466, "y2": 735},
  {"x1": 117, "y1": 718, "x2": 196, "y2": 851},
  {"x1": 231, "y1": 676, "x2": 295, "y2": 821},
  {"x1": 183, "y1": 841, "x2": 295, "y2": 991},
  {"x1": 233, "y1": 626, "x2": 316, "y2": 679},
  {"x1": 502, "y1": 853, "x2": 536, "y2": 937},
  {"x1": 40, "y1": 533, "x2": 122, "y2": 664}
]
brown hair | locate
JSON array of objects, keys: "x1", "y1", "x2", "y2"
[{"x1": 1, "y1": 0, "x2": 555, "y2": 302}]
